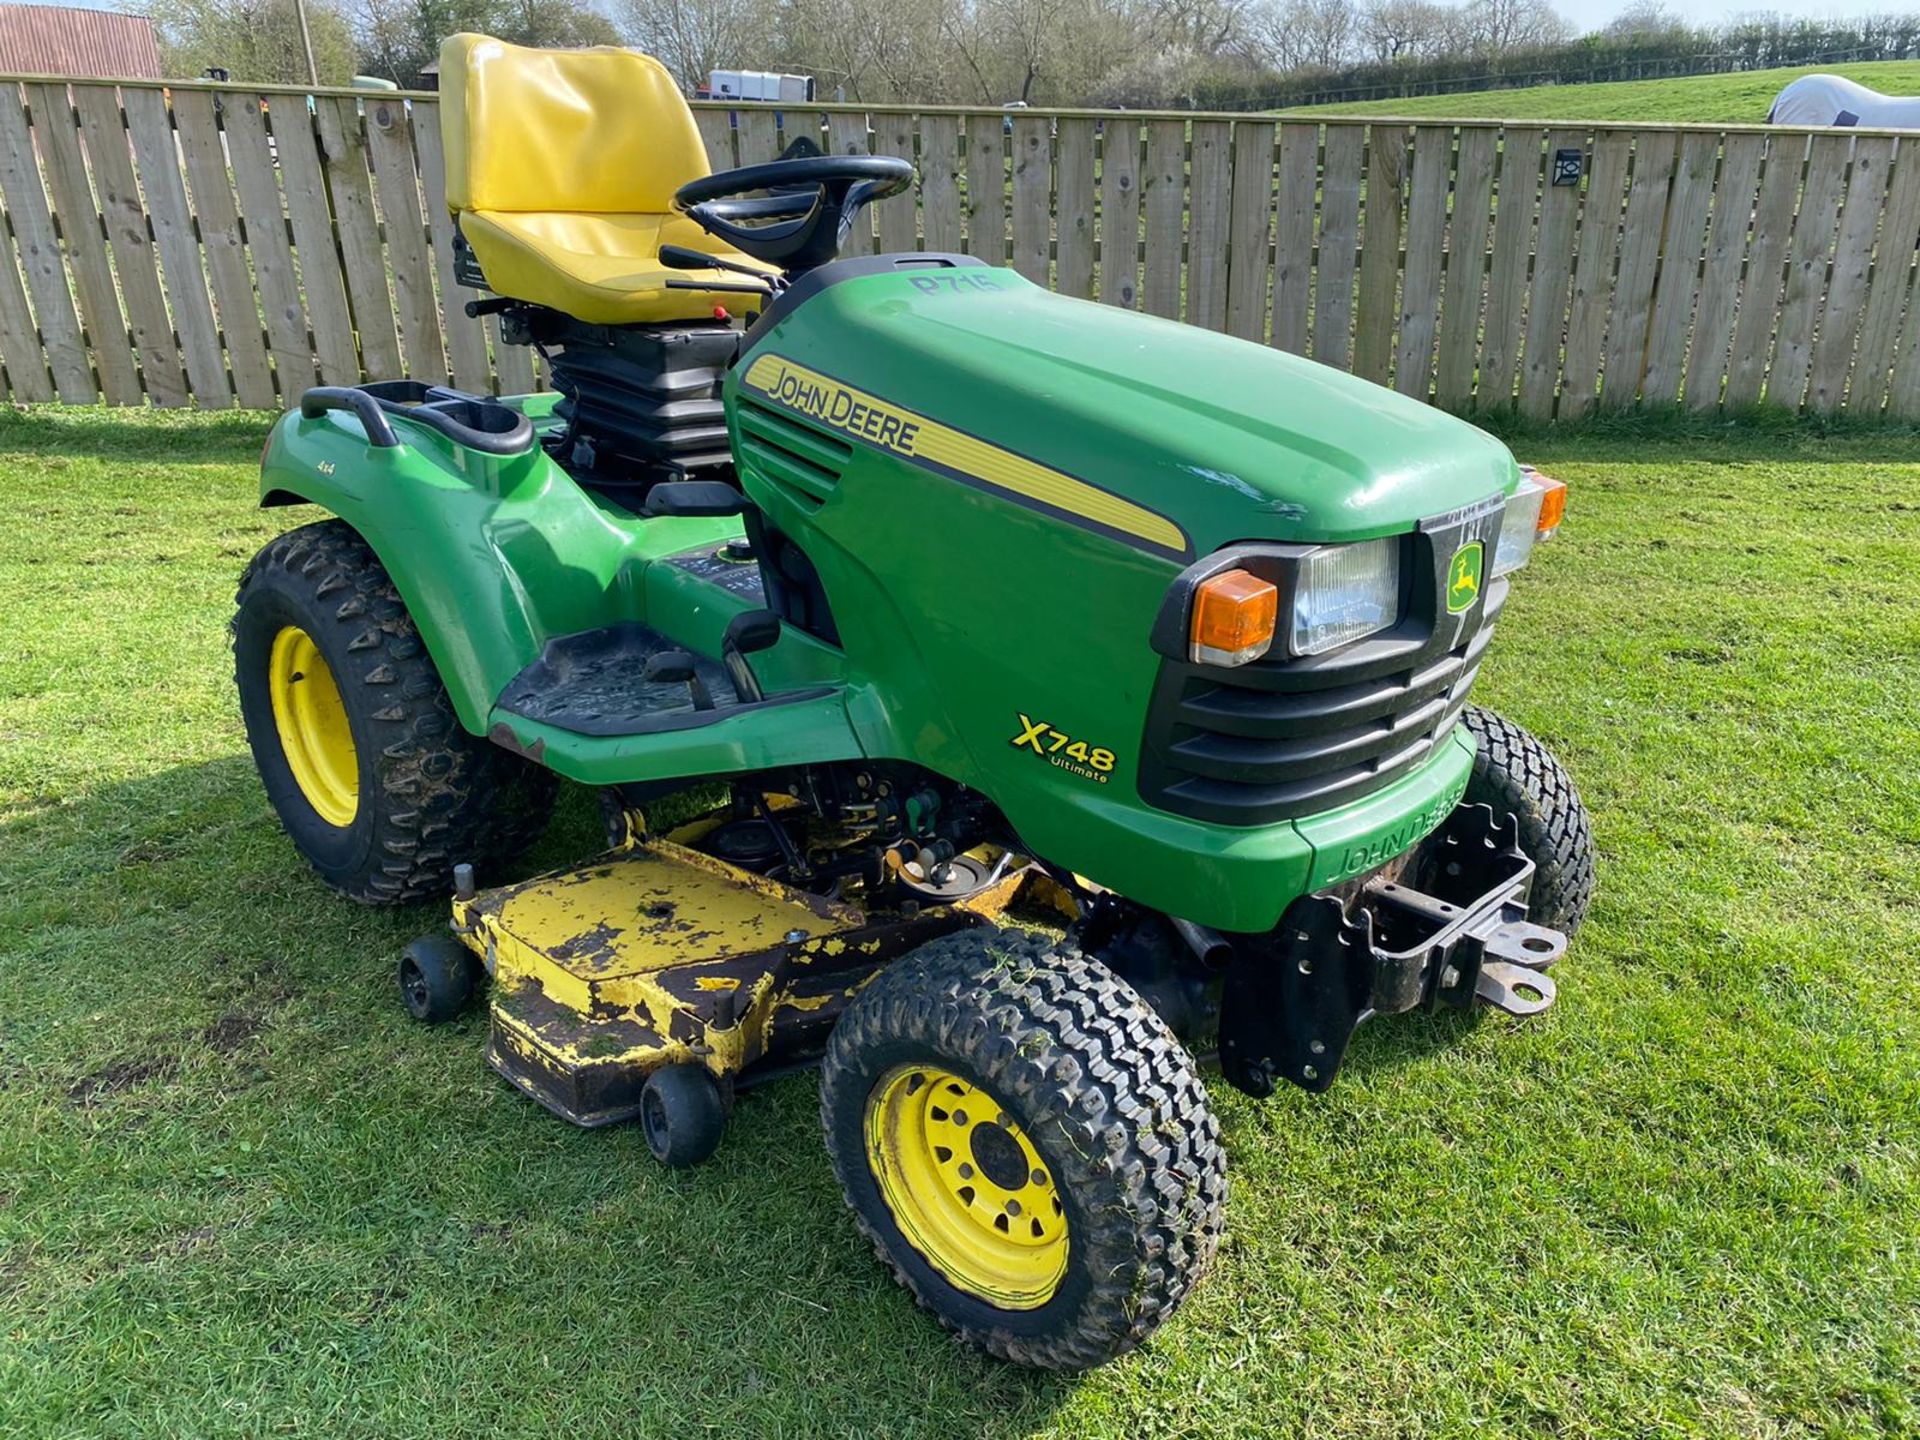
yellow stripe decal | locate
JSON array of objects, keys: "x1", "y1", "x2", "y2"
[{"x1": 741, "y1": 353, "x2": 1190, "y2": 558}]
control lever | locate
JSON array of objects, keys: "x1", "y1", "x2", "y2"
[
  {"x1": 721, "y1": 610, "x2": 781, "y2": 704},
  {"x1": 643, "y1": 650, "x2": 713, "y2": 711},
  {"x1": 658, "y1": 245, "x2": 782, "y2": 292}
]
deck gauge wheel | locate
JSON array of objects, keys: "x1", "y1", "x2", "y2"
[
  {"x1": 640, "y1": 1064, "x2": 728, "y2": 1168},
  {"x1": 398, "y1": 934, "x2": 480, "y2": 1023}
]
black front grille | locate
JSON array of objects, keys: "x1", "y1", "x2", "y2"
[{"x1": 1138, "y1": 501, "x2": 1508, "y2": 826}]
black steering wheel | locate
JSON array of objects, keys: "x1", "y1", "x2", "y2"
[{"x1": 674, "y1": 154, "x2": 915, "y2": 273}]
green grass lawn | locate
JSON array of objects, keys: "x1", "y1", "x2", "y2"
[
  {"x1": 2, "y1": 405, "x2": 1917, "y2": 1437},
  {"x1": 1288, "y1": 58, "x2": 1920, "y2": 123}
]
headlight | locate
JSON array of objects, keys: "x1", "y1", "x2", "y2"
[
  {"x1": 1492, "y1": 468, "x2": 1567, "y2": 578},
  {"x1": 1292, "y1": 537, "x2": 1401, "y2": 656}
]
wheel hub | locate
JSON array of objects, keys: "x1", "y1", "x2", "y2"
[
  {"x1": 267, "y1": 625, "x2": 359, "y2": 827},
  {"x1": 864, "y1": 1065, "x2": 1067, "y2": 1309}
]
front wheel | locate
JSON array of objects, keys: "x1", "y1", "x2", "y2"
[
  {"x1": 1461, "y1": 705, "x2": 1596, "y2": 934},
  {"x1": 820, "y1": 930, "x2": 1227, "y2": 1370},
  {"x1": 233, "y1": 520, "x2": 557, "y2": 905}
]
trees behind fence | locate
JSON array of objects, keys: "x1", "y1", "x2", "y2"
[{"x1": 2, "y1": 77, "x2": 1918, "y2": 422}]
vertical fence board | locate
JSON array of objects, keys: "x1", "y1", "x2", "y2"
[
  {"x1": 1640, "y1": 130, "x2": 1721, "y2": 404},
  {"x1": 871, "y1": 111, "x2": 918, "y2": 254},
  {"x1": 223, "y1": 95, "x2": 319, "y2": 393},
  {"x1": 1599, "y1": 132, "x2": 1678, "y2": 409},
  {"x1": 365, "y1": 96, "x2": 448, "y2": 384},
  {"x1": 315, "y1": 96, "x2": 401, "y2": 380},
  {"x1": 72, "y1": 84, "x2": 187, "y2": 404},
  {"x1": 269, "y1": 96, "x2": 358, "y2": 385},
  {"x1": 0, "y1": 86, "x2": 92, "y2": 399},
  {"x1": 1271, "y1": 123, "x2": 1318, "y2": 356},
  {"x1": 493, "y1": 317, "x2": 537, "y2": 394},
  {"x1": 825, "y1": 112, "x2": 874, "y2": 256},
  {"x1": 0, "y1": 191, "x2": 50, "y2": 400},
  {"x1": 963, "y1": 114, "x2": 1005, "y2": 262},
  {"x1": 694, "y1": 108, "x2": 733, "y2": 170},
  {"x1": 1886, "y1": 264, "x2": 1920, "y2": 418},
  {"x1": 1099, "y1": 119, "x2": 1141, "y2": 307},
  {"x1": 1518, "y1": 127, "x2": 1587, "y2": 418},
  {"x1": 1354, "y1": 124, "x2": 1406, "y2": 386},
  {"x1": 1724, "y1": 134, "x2": 1806, "y2": 409},
  {"x1": 413, "y1": 101, "x2": 492, "y2": 395},
  {"x1": 1394, "y1": 125, "x2": 1451, "y2": 398},
  {"x1": 123, "y1": 88, "x2": 227, "y2": 403},
  {"x1": 1316, "y1": 124, "x2": 1364, "y2": 369},
  {"x1": 1682, "y1": 133, "x2": 1767, "y2": 411},
  {"x1": 1011, "y1": 116, "x2": 1052, "y2": 285},
  {"x1": 919, "y1": 114, "x2": 962, "y2": 253},
  {"x1": 1765, "y1": 132, "x2": 1850, "y2": 410},
  {"x1": 1434, "y1": 127, "x2": 1495, "y2": 408},
  {"x1": 27, "y1": 82, "x2": 139, "y2": 403},
  {"x1": 1555, "y1": 131, "x2": 1631, "y2": 419},
  {"x1": 1478, "y1": 127, "x2": 1541, "y2": 410},
  {"x1": 172, "y1": 90, "x2": 276, "y2": 408},
  {"x1": 1223, "y1": 120, "x2": 1273, "y2": 342},
  {"x1": 1846, "y1": 139, "x2": 1920, "y2": 415},
  {"x1": 1053, "y1": 118, "x2": 1096, "y2": 299},
  {"x1": 1185, "y1": 121, "x2": 1233, "y2": 332},
  {"x1": 1141, "y1": 120, "x2": 1186, "y2": 320},
  {"x1": 1807, "y1": 135, "x2": 1894, "y2": 413},
  {"x1": 737, "y1": 108, "x2": 781, "y2": 165}
]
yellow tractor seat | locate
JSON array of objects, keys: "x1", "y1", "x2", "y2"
[
  {"x1": 459, "y1": 211, "x2": 766, "y2": 326},
  {"x1": 439, "y1": 34, "x2": 776, "y2": 326}
]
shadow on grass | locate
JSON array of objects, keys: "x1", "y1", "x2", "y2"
[
  {"x1": 0, "y1": 404, "x2": 273, "y2": 464},
  {"x1": 1469, "y1": 402, "x2": 1920, "y2": 462}
]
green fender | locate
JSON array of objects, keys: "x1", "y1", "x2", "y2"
[{"x1": 257, "y1": 401, "x2": 864, "y2": 783}]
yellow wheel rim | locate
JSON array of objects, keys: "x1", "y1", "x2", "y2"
[
  {"x1": 267, "y1": 626, "x2": 359, "y2": 828},
  {"x1": 865, "y1": 1064, "x2": 1068, "y2": 1309}
]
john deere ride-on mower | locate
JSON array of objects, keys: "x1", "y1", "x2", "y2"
[{"x1": 234, "y1": 35, "x2": 1595, "y2": 1369}]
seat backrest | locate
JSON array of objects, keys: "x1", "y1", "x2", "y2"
[{"x1": 439, "y1": 34, "x2": 712, "y2": 216}]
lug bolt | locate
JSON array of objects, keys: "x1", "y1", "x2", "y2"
[
  {"x1": 958, "y1": 1163, "x2": 974, "y2": 1179},
  {"x1": 952, "y1": 1109, "x2": 969, "y2": 1126},
  {"x1": 1006, "y1": 1199, "x2": 1022, "y2": 1216},
  {"x1": 1031, "y1": 1168, "x2": 1048, "y2": 1187}
]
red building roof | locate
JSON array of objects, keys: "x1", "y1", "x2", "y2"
[{"x1": 0, "y1": 5, "x2": 163, "y2": 79}]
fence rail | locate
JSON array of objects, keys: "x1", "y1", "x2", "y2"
[{"x1": 2, "y1": 75, "x2": 1917, "y2": 419}]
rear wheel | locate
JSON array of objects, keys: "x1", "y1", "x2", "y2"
[
  {"x1": 820, "y1": 930, "x2": 1227, "y2": 1370},
  {"x1": 234, "y1": 520, "x2": 557, "y2": 904},
  {"x1": 1461, "y1": 705, "x2": 1596, "y2": 934}
]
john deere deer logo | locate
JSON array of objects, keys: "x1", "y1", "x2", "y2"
[{"x1": 1446, "y1": 541, "x2": 1484, "y2": 614}]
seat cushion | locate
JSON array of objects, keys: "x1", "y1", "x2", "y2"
[{"x1": 462, "y1": 210, "x2": 775, "y2": 325}]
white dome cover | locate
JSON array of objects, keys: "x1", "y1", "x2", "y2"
[{"x1": 1769, "y1": 73, "x2": 1920, "y2": 128}]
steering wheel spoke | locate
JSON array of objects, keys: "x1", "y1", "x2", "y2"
[{"x1": 674, "y1": 154, "x2": 915, "y2": 273}]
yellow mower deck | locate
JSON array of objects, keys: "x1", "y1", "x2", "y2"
[{"x1": 450, "y1": 829, "x2": 1063, "y2": 1126}]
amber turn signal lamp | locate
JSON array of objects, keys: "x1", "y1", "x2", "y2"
[
  {"x1": 1535, "y1": 474, "x2": 1567, "y2": 537},
  {"x1": 1191, "y1": 569, "x2": 1278, "y2": 667}
]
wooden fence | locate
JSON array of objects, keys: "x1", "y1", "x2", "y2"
[{"x1": 3, "y1": 75, "x2": 1919, "y2": 419}]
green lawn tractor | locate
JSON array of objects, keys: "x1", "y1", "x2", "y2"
[{"x1": 233, "y1": 34, "x2": 1596, "y2": 1371}]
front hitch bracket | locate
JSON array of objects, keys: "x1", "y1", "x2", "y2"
[{"x1": 1218, "y1": 804, "x2": 1564, "y2": 1097}]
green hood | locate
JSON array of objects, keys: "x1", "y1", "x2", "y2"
[{"x1": 750, "y1": 266, "x2": 1520, "y2": 553}]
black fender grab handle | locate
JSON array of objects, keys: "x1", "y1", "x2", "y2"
[{"x1": 300, "y1": 387, "x2": 400, "y2": 447}]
